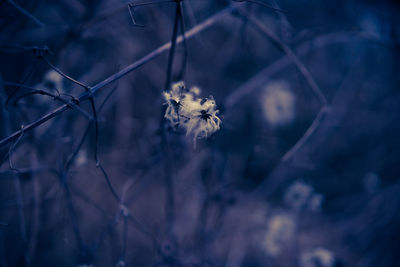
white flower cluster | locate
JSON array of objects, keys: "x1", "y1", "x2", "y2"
[
  {"x1": 163, "y1": 81, "x2": 221, "y2": 143},
  {"x1": 284, "y1": 180, "x2": 324, "y2": 212}
]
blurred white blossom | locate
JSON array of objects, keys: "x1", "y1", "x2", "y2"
[
  {"x1": 261, "y1": 81, "x2": 296, "y2": 127},
  {"x1": 284, "y1": 180, "x2": 313, "y2": 210},
  {"x1": 34, "y1": 70, "x2": 64, "y2": 104},
  {"x1": 163, "y1": 81, "x2": 221, "y2": 144},
  {"x1": 76, "y1": 150, "x2": 87, "y2": 166},
  {"x1": 284, "y1": 180, "x2": 324, "y2": 212},
  {"x1": 263, "y1": 213, "x2": 296, "y2": 256},
  {"x1": 300, "y1": 247, "x2": 335, "y2": 267},
  {"x1": 35, "y1": 70, "x2": 64, "y2": 93}
]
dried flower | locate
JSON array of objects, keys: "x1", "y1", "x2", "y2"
[
  {"x1": 182, "y1": 97, "x2": 221, "y2": 140},
  {"x1": 163, "y1": 81, "x2": 186, "y2": 126},
  {"x1": 163, "y1": 81, "x2": 221, "y2": 144}
]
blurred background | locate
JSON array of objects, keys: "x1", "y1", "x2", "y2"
[{"x1": 1, "y1": 0, "x2": 400, "y2": 266}]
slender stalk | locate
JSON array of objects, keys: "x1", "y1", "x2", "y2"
[
  {"x1": 239, "y1": 11, "x2": 328, "y2": 106},
  {"x1": 0, "y1": 6, "x2": 235, "y2": 148},
  {"x1": 164, "y1": 1, "x2": 181, "y2": 90},
  {"x1": 6, "y1": 0, "x2": 45, "y2": 27}
]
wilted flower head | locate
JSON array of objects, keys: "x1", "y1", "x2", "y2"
[
  {"x1": 163, "y1": 81, "x2": 186, "y2": 126},
  {"x1": 300, "y1": 247, "x2": 335, "y2": 267},
  {"x1": 182, "y1": 96, "x2": 221, "y2": 140},
  {"x1": 163, "y1": 81, "x2": 221, "y2": 144},
  {"x1": 261, "y1": 80, "x2": 296, "y2": 127}
]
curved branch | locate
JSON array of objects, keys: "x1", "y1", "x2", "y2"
[{"x1": 0, "y1": 5, "x2": 235, "y2": 148}]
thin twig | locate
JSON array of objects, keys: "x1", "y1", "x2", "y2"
[
  {"x1": 60, "y1": 174, "x2": 84, "y2": 251},
  {"x1": 63, "y1": 84, "x2": 121, "y2": 203},
  {"x1": 225, "y1": 31, "x2": 381, "y2": 108},
  {"x1": 13, "y1": 173, "x2": 29, "y2": 265},
  {"x1": 5, "y1": 62, "x2": 37, "y2": 109},
  {"x1": 27, "y1": 159, "x2": 40, "y2": 263},
  {"x1": 159, "y1": 1, "x2": 181, "y2": 241},
  {"x1": 69, "y1": 184, "x2": 110, "y2": 219},
  {"x1": 2, "y1": 82, "x2": 92, "y2": 120},
  {"x1": 97, "y1": 163, "x2": 122, "y2": 203},
  {"x1": 164, "y1": 1, "x2": 181, "y2": 90},
  {"x1": 224, "y1": 31, "x2": 384, "y2": 165},
  {"x1": 56, "y1": 83, "x2": 121, "y2": 257},
  {"x1": 0, "y1": 167, "x2": 52, "y2": 176},
  {"x1": 160, "y1": 2, "x2": 181, "y2": 236},
  {"x1": 0, "y1": 5, "x2": 235, "y2": 148},
  {"x1": 177, "y1": 0, "x2": 188, "y2": 81},
  {"x1": 0, "y1": 43, "x2": 45, "y2": 53},
  {"x1": 281, "y1": 107, "x2": 329, "y2": 162},
  {"x1": 24, "y1": 54, "x2": 100, "y2": 179},
  {"x1": 64, "y1": 123, "x2": 91, "y2": 172},
  {"x1": 127, "y1": 215, "x2": 162, "y2": 253},
  {"x1": 6, "y1": 0, "x2": 45, "y2": 27},
  {"x1": 129, "y1": 0, "x2": 174, "y2": 8},
  {"x1": 41, "y1": 57, "x2": 90, "y2": 90},
  {"x1": 128, "y1": 0, "x2": 175, "y2": 26},
  {"x1": 239, "y1": 11, "x2": 329, "y2": 106},
  {"x1": 121, "y1": 214, "x2": 128, "y2": 262},
  {"x1": 233, "y1": 0, "x2": 287, "y2": 13},
  {"x1": 8, "y1": 126, "x2": 24, "y2": 171},
  {"x1": 6, "y1": 122, "x2": 29, "y2": 265}
]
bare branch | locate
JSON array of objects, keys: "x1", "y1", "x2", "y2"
[
  {"x1": 6, "y1": 0, "x2": 45, "y2": 27},
  {"x1": 237, "y1": 11, "x2": 329, "y2": 106},
  {"x1": 0, "y1": 5, "x2": 235, "y2": 148}
]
